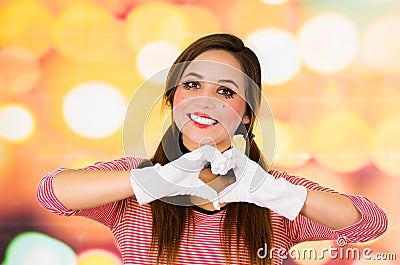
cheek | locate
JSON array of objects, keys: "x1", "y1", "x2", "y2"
[
  {"x1": 223, "y1": 100, "x2": 247, "y2": 117},
  {"x1": 172, "y1": 88, "x2": 185, "y2": 107}
]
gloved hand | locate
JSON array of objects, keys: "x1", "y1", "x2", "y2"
[
  {"x1": 130, "y1": 145, "x2": 229, "y2": 209},
  {"x1": 218, "y1": 148, "x2": 307, "y2": 220}
]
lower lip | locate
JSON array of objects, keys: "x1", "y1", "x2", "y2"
[{"x1": 193, "y1": 121, "x2": 212, "y2": 129}]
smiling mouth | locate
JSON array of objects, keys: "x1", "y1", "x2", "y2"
[{"x1": 188, "y1": 113, "x2": 218, "y2": 126}]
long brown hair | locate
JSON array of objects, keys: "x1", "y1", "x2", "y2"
[{"x1": 140, "y1": 33, "x2": 273, "y2": 264}]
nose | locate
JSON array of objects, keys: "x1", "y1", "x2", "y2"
[{"x1": 194, "y1": 83, "x2": 218, "y2": 109}]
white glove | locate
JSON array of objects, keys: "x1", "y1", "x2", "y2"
[
  {"x1": 218, "y1": 148, "x2": 307, "y2": 220},
  {"x1": 130, "y1": 145, "x2": 228, "y2": 209}
]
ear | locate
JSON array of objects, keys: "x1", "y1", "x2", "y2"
[{"x1": 242, "y1": 114, "x2": 250, "y2": 125}]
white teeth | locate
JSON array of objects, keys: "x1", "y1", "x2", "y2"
[{"x1": 189, "y1": 113, "x2": 217, "y2": 125}]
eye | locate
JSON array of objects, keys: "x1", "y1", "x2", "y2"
[
  {"x1": 217, "y1": 87, "x2": 236, "y2": 99},
  {"x1": 182, "y1": 81, "x2": 200, "y2": 90}
]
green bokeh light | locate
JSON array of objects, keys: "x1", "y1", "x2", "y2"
[{"x1": 2, "y1": 231, "x2": 76, "y2": 265}]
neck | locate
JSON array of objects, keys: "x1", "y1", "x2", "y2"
[
  {"x1": 178, "y1": 135, "x2": 233, "y2": 210},
  {"x1": 181, "y1": 136, "x2": 231, "y2": 153}
]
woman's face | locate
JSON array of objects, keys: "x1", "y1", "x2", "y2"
[{"x1": 172, "y1": 50, "x2": 250, "y2": 151}]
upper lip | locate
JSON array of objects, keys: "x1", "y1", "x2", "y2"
[{"x1": 193, "y1": 112, "x2": 214, "y2": 119}]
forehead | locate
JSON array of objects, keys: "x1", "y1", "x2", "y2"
[
  {"x1": 194, "y1": 50, "x2": 242, "y2": 70},
  {"x1": 181, "y1": 50, "x2": 246, "y2": 90}
]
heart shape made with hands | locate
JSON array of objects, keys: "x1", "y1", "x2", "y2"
[{"x1": 130, "y1": 144, "x2": 306, "y2": 219}]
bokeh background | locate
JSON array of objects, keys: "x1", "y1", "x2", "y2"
[{"x1": 0, "y1": 0, "x2": 399, "y2": 264}]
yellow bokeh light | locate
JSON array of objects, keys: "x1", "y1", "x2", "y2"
[
  {"x1": 52, "y1": 2, "x2": 120, "y2": 64},
  {"x1": 260, "y1": 0, "x2": 289, "y2": 4},
  {"x1": 246, "y1": 29, "x2": 301, "y2": 85},
  {"x1": 125, "y1": 2, "x2": 189, "y2": 51},
  {"x1": 311, "y1": 109, "x2": 370, "y2": 173},
  {"x1": 291, "y1": 162, "x2": 346, "y2": 195},
  {"x1": 77, "y1": 249, "x2": 122, "y2": 265},
  {"x1": 274, "y1": 120, "x2": 311, "y2": 168},
  {"x1": 230, "y1": 0, "x2": 300, "y2": 36},
  {"x1": 368, "y1": 77, "x2": 400, "y2": 125},
  {"x1": 298, "y1": 14, "x2": 359, "y2": 73},
  {"x1": 69, "y1": 155, "x2": 104, "y2": 169},
  {"x1": 369, "y1": 117, "x2": 400, "y2": 178},
  {"x1": 144, "y1": 97, "x2": 171, "y2": 157},
  {"x1": 0, "y1": 104, "x2": 35, "y2": 143},
  {"x1": 41, "y1": 51, "x2": 143, "y2": 98},
  {"x1": 180, "y1": 5, "x2": 221, "y2": 47},
  {"x1": 0, "y1": 0, "x2": 53, "y2": 57},
  {"x1": 252, "y1": 118, "x2": 276, "y2": 170},
  {"x1": 362, "y1": 15, "x2": 400, "y2": 73},
  {"x1": 0, "y1": 47, "x2": 41, "y2": 94},
  {"x1": 136, "y1": 41, "x2": 180, "y2": 80},
  {"x1": 62, "y1": 81, "x2": 127, "y2": 139}
]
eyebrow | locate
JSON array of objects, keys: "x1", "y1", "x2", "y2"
[{"x1": 183, "y1": 72, "x2": 239, "y2": 89}]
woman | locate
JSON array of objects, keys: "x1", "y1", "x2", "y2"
[{"x1": 37, "y1": 33, "x2": 388, "y2": 265}]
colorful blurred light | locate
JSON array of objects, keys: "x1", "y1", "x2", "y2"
[
  {"x1": 370, "y1": 117, "x2": 400, "y2": 178},
  {"x1": 52, "y1": 2, "x2": 120, "y2": 64},
  {"x1": 311, "y1": 109, "x2": 370, "y2": 173},
  {"x1": 179, "y1": 5, "x2": 221, "y2": 47},
  {"x1": 62, "y1": 81, "x2": 127, "y2": 139},
  {"x1": 246, "y1": 29, "x2": 301, "y2": 85},
  {"x1": 143, "y1": 97, "x2": 171, "y2": 156},
  {"x1": 136, "y1": 41, "x2": 180, "y2": 81},
  {"x1": 274, "y1": 120, "x2": 311, "y2": 168},
  {"x1": 0, "y1": 0, "x2": 398, "y2": 264},
  {"x1": 230, "y1": 0, "x2": 300, "y2": 37},
  {"x1": 260, "y1": 0, "x2": 289, "y2": 5},
  {"x1": 298, "y1": 14, "x2": 359, "y2": 73},
  {"x1": 125, "y1": 2, "x2": 188, "y2": 51},
  {"x1": 0, "y1": 0, "x2": 53, "y2": 57},
  {"x1": 69, "y1": 155, "x2": 106, "y2": 169},
  {"x1": 2, "y1": 231, "x2": 76, "y2": 265},
  {"x1": 77, "y1": 249, "x2": 122, "y2": 265},
  {"x1": 0, "y1": 104, "x2": 35, "y2": 143},
  {"x1": 362, "y1": 15, "x2": 400, "y2": 73},
  {"x1": 291, "y1": 161, "x2": 346, "y2": 195},
  {"x1": 0, "y1": 47, "x2": 41, "y2": 94}
]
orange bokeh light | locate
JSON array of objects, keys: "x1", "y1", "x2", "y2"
[
  {"x1": 0, "y1": 0, "x2": 53, "y2": 57},
  {"x1": 230, "y1": 0, "x2": 300, "y2": 36},
  {"x1": 125, "y1": 2, "x2": 189, "y2": 51},
  {"x1": 369, "y1": 117, "x2": 400, "y2": 178},
  {"x1": 52, "y1": 2, "x2": 125, "y2": 64},
  {"x1": 311, "y1": 109, "x2": 371, "y2": 173},
  {"x1": 0, "y1": 47, "x2": 41, "y2": 94},
  {"x1": 274, "y1": 120, "x2": 311, "y2": 168},
  {"x1": 179, "y1": 5, "x2": 222, "y2": 47}
]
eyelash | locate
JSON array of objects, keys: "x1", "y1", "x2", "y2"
[
  {"x1": 181, "y1": 81, "x2": 236, "y2": 99},
  {"x1": 182, "y1": 81, "x2": 200, "y2": 90}
]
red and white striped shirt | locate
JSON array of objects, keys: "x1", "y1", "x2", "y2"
[{"x1": 37, "y1": 157, "x2": 388, "y2": 265}]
